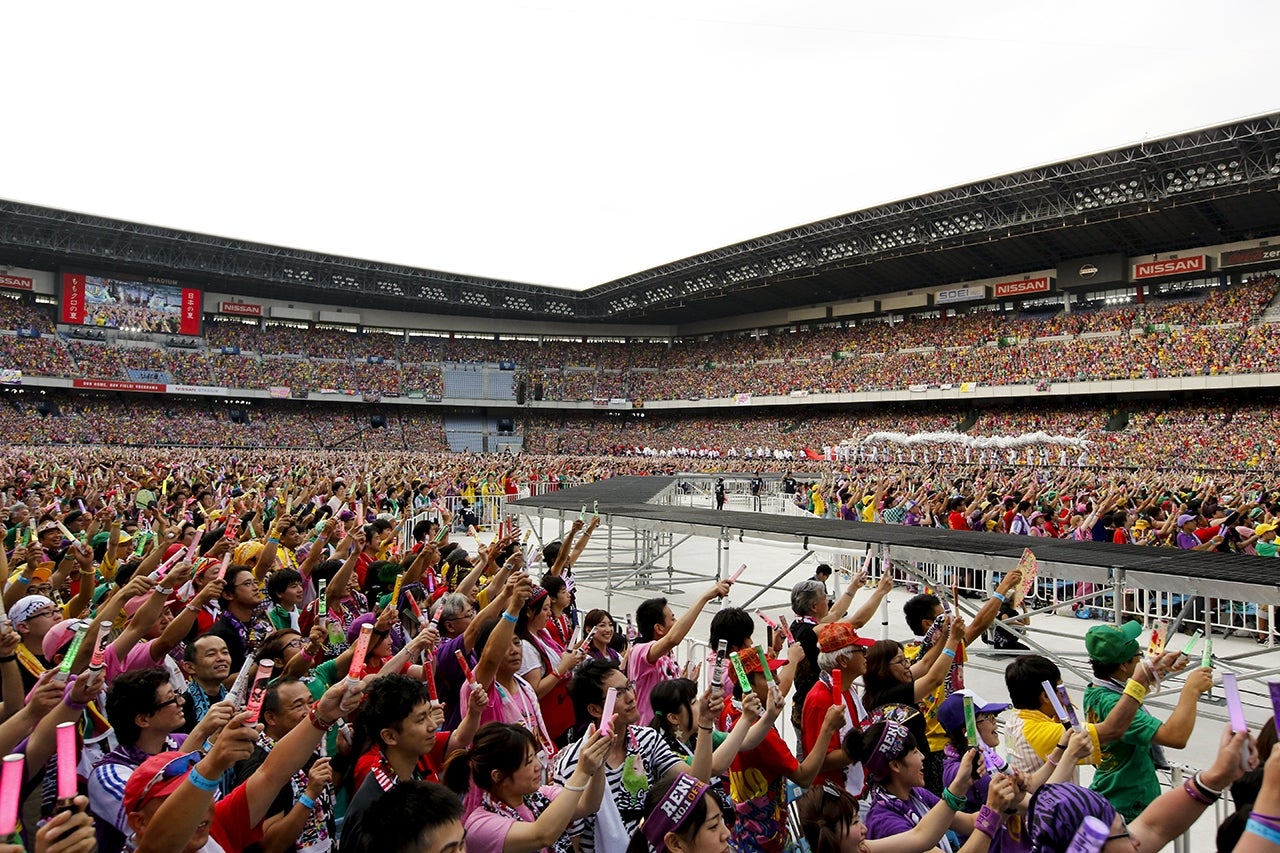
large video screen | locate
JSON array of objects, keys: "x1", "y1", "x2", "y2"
[{"x1": 61, "y1": 272, "x2": 202, "y2": 335}]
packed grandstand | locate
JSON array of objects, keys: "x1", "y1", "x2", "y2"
[{"x1": 2, "y1": 113, "x2": 1280, "y2": 853}]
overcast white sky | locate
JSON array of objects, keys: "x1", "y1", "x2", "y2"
[{"x1": 3, "y1": 2, "x2": 1278, "y2": 290}]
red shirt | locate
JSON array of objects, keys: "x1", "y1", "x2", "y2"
[{"x1": 210, "y1": 781, "x2": 264, "y2": 852}]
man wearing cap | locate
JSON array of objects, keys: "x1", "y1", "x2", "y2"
[
  {"x1": 1174, "y1": 513, "x2": 1222, "y2": 551},
  {"x1": 801, "y1": 621, "x2": 876, "y2": 797},
  {"x1": 1082, "y1": 619, "x2": 1212, "y2": 821},
  {"x1": 1246, "y1": 522, "x2": 1278, "y2": 558}
]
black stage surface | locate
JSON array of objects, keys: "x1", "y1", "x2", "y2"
[{"x1": 514, "y1": 477, "x2": 1280, "y2": 601}]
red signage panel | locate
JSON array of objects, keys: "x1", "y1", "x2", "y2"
[
  {"x1": 0, "y1": 275, "x2": 33, "y2": 292},
  {"x1": 61, "y1": 273, "x2": 87, "y2": 323},
  {"x1": 993, "y1": 276, "x2": 1052, "y2": 298},
  {"x1": 1132, "y1": 255, "x2": 1207, "y2": 280},
  {"x1": 180, "y1": 288, "x2": 202, "y2": 335},
  {"x1": 219, "y1": 301, "x2": 262, "y2": 317},
  {"x1": 72, "y1": 379, "x2": 165, "y2": 393}
]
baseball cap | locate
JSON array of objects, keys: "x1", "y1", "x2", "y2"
[
  {"x1": 1084, "y1": 620, "x2": 1143, "y2": 665},
  {"x1": 817, "y1": 622, "x2": 876, "y2": 654},
  {"x1": 936, "y1": 690, "x2": 1011, "y2": 737},
  {"x1": 42, "y1": 618, "x2": 91, "y2": 661},
  {"x1": 123, "y1": 751, "x2": 201, "y2": 815},
  {"x1": 1256, "y1": 523, "x2": 1277, "y2": 537},
  {"x1": 1177, "y1": 514, "x2": 1197, "y2": 527},
  {"x1": 735, "y1": 645, "x2": 783, "y2": 677}
]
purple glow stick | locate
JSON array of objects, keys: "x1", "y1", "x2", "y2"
[
  {"x1": 1055, "y1": 684, "x2": 1084, "y2": 733},
  {"x1": 0, "y1": 754, "x2": 22, "y2": 836},
  {"x1": 1269, "y1": 681, "x2": 1280, "y2": 739},
  {"x1": 1222, "y1": 672, "x2": 1248, "y2": 733}
]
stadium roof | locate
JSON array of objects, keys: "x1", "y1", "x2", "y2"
[{"x1": 4, "y1": 112, "x2": 1280, "y2": 327}]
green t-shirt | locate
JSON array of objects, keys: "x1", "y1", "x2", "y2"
[
  {"x1": 1256, "y1": 540, "x2": 1278, "y2": 558},
  {"x1": 305, "y1": 659, "x2": 344, "y2": 757},
  {"x1": 1083, "y1": 682, "x2": 1163, "y2": 821}
]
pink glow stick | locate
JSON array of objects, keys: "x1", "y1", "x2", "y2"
[
  {"x1": 88, "y1": 621, "x2": 112, "y2": 670},
  {"x1": 244, "y1": 660, "x2": 273, "y2": 723},
  {"x1": 728, "y1": 564, "x2": 746, "y2": 583},
  {"x1": 55, "y1": 722, "x2": 77, "y2": 801},
  {"x1": 216, "y1": 551, "x2": 231, "y2": 580},
  {"x1": 756, "y1": 610, "x2": 778, "y2": 630},
  {"x1": 348, "y1": 624, "x2": 373, "y2": 681},
  {"x1": 600, "y1": 686, "x2": 618, "y2": 737},
  {"x1": 776, "y1": 615, "x2": 794, "y2": 644},
  {"x1": 0, "y1": 754, "x2": 22, "y2": 836},
  {"x1": 578, "y1": 626, "x2": 598, "y2": 652}
]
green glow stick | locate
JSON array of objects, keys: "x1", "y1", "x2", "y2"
[
  {"x1": 1181, "y1": 630, "x2": 1203, "y2": 657},
  {"x1": 1202, "y1": 636, "x2": 1213, "y2": 668},
  {"x1": 964, "y1": 694, "x2": 979, "y2": 748},
  {"x1": 729, "y1": 652, "x2": 751, "y2": 692},
  {"x1": 58, "y1": 627, "x2": 89, "y2": 677},
  {"x1": 755, "y1": 645, "x2": 774, "y2": 684}
]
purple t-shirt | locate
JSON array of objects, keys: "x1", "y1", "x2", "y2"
[
  {"x1": 435, "y1": 633, "x2": 471, "y2": 729},
  {"x1": 865, "y1": 787, "x2": 941, "y2": 841}
]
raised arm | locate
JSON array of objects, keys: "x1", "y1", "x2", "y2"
[
  {"x1": 914, "y1": 617, "x2": 964, "y2": 702},
  {"x1": 647, "y1": 578, "x2": 732, "y2": 663}
]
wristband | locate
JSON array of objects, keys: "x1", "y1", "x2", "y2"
[
  {"x1": 16, "y1": 577, "x2": 30, "y2": 585},
  {"x1": 1246, "y1": 819, "x2": 1280, "y2": 846},
  {"x1": 1045, "y1": 755, "x2": 1059, "y2": 767},
  {"x1": 991, "y1": 592, "x2": 1007, "y2": 603},
  {"x1": 942, "y1": 647, "x2": 956, "y2": 659},
  {"x1": 268, "y1": 537, "x2": 281, "y2": 545},
  {"x1": 1055, "y1": 741, "x2": 1070, "y2": 751},
  {"x1": 1123, "y1": 678, "x2": 1147, "y2": 704},
  {"x1": 184, "y1": 603, "x2": 201, "y2": 614},
  {"x1": 0, "y1": 655, "x2": 15, "y2": 663},
  {"x1": 62, "y1": 677, "x2": 88, "y2": 711},
  {"x1": 941, "y1": 788, "x2": 967, "y2": 811},
  {"x1": 562, "y1": 781, "x2": 588, "y2": 793},
  {"x1": 973, "y1": 805, "x2": 1002, "y2": 838},
  {"x1": 203, "y1": 739, "x2": 214, "y2": 753},
  {"x1": 298, "y1": 793, "x2": 317, "y2": 810},
  {"x1": 1193, "y1": 772, "x2": 1224, "y2": 798},
  {"x1": 501, "y1": 612, "x2": 518, "y2": 624},
  {"x1": 1182, "y1": 778, "x2": 1213, "y2": 804},
  {"x1": 188, "y1": 767, "x2": 221, "y2": 792},
  {"x1": 155, "y1": 587, "x2": 174, "y2": 597},
  {"x1": 1251, "y1": 814, "x2": 1280, "y2": 833},
  {"x1": 308, "y1": 702, "x2": 337, "y2": 732}
]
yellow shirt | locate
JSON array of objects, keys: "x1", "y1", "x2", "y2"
[{"x1": 1005, "y1": 707, "x2": 1102, "y2": 775}]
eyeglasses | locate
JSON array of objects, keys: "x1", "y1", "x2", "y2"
[
  {"x1": 235, "y1": 579, "x2": 259, "y2": 590},
  {"x1": 617, "y1": 680, "x2": 637, "y2": 695},
  {"x1": 891, "y1": 656, "x2": 910, "y2": 667},
  {"x1": 152, "y1": 694, "x2": 185, "y2": 712},
  {"x1": 284, "y1": 638, "x2": 306, "y2": 649},
  {"x1": 27, "y1": 608, "x2": 58, "y2": 620}
]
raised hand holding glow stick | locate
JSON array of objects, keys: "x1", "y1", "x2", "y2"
[
  {"x1": 227, "y1": 657, "x2": 257, "y2": 709},
  {"x1": 244, "y1": 660, "x2": 274, "y2": 724},
  {"x1": 711, "y1": 640, "x2": 728, "y2": 697},
  {"x1": 455, "y1": 649, "x2": 476, "y2": 686},
  {"x1": 1055, "y1": 684, "x2": 1084, "y2": 733},
  {"x1": 1044, "y1": 680, "x2": 1074, "y2": 727},
  {"x1": 56, "y1": 627, "x2": 89, "y2": 682}
]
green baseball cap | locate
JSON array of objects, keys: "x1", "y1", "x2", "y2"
[{"x1": 1084, "y1": 620, "x2": 1144, "y2": 665}]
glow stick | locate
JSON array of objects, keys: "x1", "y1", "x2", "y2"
[
  {"x1": 348, "y1": 624, "x2": 373, "y2": 681},
  {"x1": 1055, "y1": 685, "x2": 1084, "y2": 733},
  {"x1": 1222, "y1": 673, "x2": 1248, "y2": 732},
  {"x1": 755, "y1": 645, "x2": 775, "y2": 684},
  {"x1": 951, "y1": 585, "x2": 960, "y2": 614},
  {"x1": 776, "y1": 615, "x2": 794, "y2": 644},
  {"x1": 964, "y1": 694, "x2": 979, "y2": 748},
  {"x1": 244, "y1": 660, "x2": 273, "y2": 723},
  {"x1": 981, "y1": 745, "x2": 1008, "y2": 774},
  {"x1": 407, "y1": 591, "x2": 425, "y2": 625},
  {"x1": 1269, "y1": 681, "x2": 1280, "y2": 739},
  {"x1": 1222, "y1": 672, "x2": 1252, "y2": 770},
  {"x1": 1203, "y1": 636, "x2": 1213, "y2": 669},
  {"x1": 76, "y1": 500, "x2": 86, "y2": 514},
  {"x1": 389, "y1": 573, "x2": 405, "y2": 609},
  {"x1": 317, "y1": 580, "x2": 328, "y2": 619},
  {"x1": 227, "y1": 657, "x2": 257, "y2": 708},
  {"x1": 1044, "y1": 680, "x2": 1070, "y2": 723},
  {"x1": 522, "y1": 528, "x2": 533, "y2": 545},
  {"x1": 831, "y1": 669, "x2": 844, "y2": 707},
  {"x1": 729, "y1": 652, "x2": 751, "y2": 692},
  {"x1": 600, "y1": 686, "x2": 618, "y2": 737},
  {"x1": 55, "y1": 721, "x2": 77, "y2": 801},
  {"x1": 578, "y1": 626, "x2": 598, "y2": 653},
  {"x1": 579, "y1": 505, "x2": 586, "y2": 522},
  {"x1": 426, "y1": 572, "x2": 436, "y2": 595},
  {"x1": 55, "y1": 521, "x2": 77, "y2": 542},
  {"x1": 57, "y1": 626, "x2": 89, "y2": 679},
  {"x1": 355, "y1": 500, "x2": 364, "y2": 523},
  {"x1": 1181, "y1": 630, "x2": 1202, "y2": 656},
  {"x1": 711, "y1": 640, "x2": 728, "y2": 696},
  {"x1": 728, "y1": 564, "x2": 746, "y2": 583},
  {"x1": 0, "y1": 754, "x2": 23, "y2": 836},
  {"x1": 455, "y1": 649, "x2": 475, "y2": 685},
  {"x1": 88, "y1": 622, "x2": 112, "y2": 670},
  {"x1": 423, "y1": 653, "x2": 438, "y2": 702},
  {"x1": 756, "y1": 610, "x2": 778, "y2": 631}
]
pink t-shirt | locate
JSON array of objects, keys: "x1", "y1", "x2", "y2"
[
  {"x1": 464, "y1": 786, "x2": 564, "y2": 852},
  {"x1": 627, "y1": 641, "x2": 681, "y2": 723}
]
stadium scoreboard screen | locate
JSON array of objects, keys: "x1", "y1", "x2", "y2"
[{"x1": 60, "y1": 271, "x2": 202, "y2": 335}]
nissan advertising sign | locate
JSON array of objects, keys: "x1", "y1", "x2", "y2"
[
  {"x1": 1132, "y1": 255, "x2": 1207, "y2": 281},
  {"x1": 993, "y1": 276, "x2": 1052, "y2": 298}
]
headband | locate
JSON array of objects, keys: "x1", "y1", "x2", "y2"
[
  {"x1": 865, "y1": 721, "x2": 912, "y2": 780},
  {"x1": 642, "y1": 773, "x2": 710, "y2": 848}
]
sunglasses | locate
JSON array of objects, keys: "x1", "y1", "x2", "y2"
[{"x1": 135, "y1": 751, "x2": 201, "y2": 804}]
